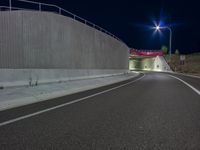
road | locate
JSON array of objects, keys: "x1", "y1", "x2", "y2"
[{"x1": 0, "y1": 72, "x2": 200, "y2": 150}]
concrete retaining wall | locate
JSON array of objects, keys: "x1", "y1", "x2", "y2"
[{"x1": 0, "y1": 11, "x2": 129, "y2": 87}]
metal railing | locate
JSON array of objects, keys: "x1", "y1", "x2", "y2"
[{"x1": 0, "y1": 0, "x2": 123, "y2": 43}]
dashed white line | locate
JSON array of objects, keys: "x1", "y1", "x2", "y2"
[{"x1": 0, "y1": 74, "x2": 145, "y2": 127}]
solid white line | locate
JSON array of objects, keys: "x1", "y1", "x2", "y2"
[
  {"x1": 174, "y1": 72, "x2": 200, "y2": 79},
  {"x1": 169, "y1": 75, "x2": 200, "y2": 96},
  {"x1": 0, "y1": 74, "x2": 145, "y2": 127}
]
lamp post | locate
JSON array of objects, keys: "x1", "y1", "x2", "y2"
[
  {"x1": 9, "y1": 0, "x2": 12, "y2": 11},
  {"x1": 155, "y1": 25, "x2": 172, "y2": 59}
]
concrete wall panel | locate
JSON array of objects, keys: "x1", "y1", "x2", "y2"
[{"x1": 0, "y1": 11, "x2": 129, "y2": 87}]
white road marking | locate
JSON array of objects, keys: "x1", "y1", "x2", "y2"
[
  {"x1": 169, "y1": 75, "x2": 200, "y2": 96},
  {"x1": 0, "y1": 74, "x2": 145, "y2": 127},
  {"x1": 174, "y1": 72, "x2": 200, "y2": 79}
]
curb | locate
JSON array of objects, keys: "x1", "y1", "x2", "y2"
[{"x1": 0, "y1": 73, "x2": 140, "y2": 111}]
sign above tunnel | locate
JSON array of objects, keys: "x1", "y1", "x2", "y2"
[{"x1": 130, "y1": 49, "x2": 164, "y2": 57}]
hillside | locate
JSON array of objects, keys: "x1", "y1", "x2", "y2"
[{"x1": 166, "y1": 53, "x2": 200, "y2": 76}]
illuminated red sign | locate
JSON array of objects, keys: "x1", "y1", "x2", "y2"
[{"x1": 130, "y1": 49, "x2": 164, "y2": 56}]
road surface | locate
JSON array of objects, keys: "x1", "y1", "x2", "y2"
[{"x1": 0, "y1": 72, "x2": 200, "y2": 150}]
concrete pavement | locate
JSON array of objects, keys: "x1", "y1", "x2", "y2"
[{"x1": 0, "y1": 72, "x2": 200, "y2": 150}]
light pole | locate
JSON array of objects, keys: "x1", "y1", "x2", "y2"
[
  {"x1": 9, "y1": 0, "x2": 12, "y2": 11},
  {"x1": 155, "y1": 25, "x2": 172, "y2": 59}
]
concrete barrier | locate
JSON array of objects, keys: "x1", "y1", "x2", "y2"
[{"x1": 0, "y1": 11, "x2": 129, "y2": 87}]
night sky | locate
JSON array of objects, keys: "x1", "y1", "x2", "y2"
[{"x1": 2, "y1": 0, "x2": 200, "y2": 54}]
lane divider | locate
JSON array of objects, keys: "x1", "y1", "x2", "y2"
[
  {"x1": 169, "y1": 75, "x2": 200, "y2": 96},
  {"x1": 0, "y1": 74, "x2": 145, "y2": 127}
]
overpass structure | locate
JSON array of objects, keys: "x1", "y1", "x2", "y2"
[
  {"x1": 130, "y1": 49, "x2": 164, "y2": 57},
  {"x1": 0, "y1": 0, "x2": 129, "y2": 88},
  {"x1": 129, "y1": 49, "x2": 171, "y2": 72}
]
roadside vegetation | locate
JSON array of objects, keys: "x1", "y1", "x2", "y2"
[
  {"x1": 161, "y1": 45, "x2": 200, "y2": 76},
  {"x1": 166, "y1": 53, "x2": 200, "y2": 76}
]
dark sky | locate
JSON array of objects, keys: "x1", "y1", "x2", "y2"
[{"x1": 3, "y1": 0, "x2": 200, "y2": 54}]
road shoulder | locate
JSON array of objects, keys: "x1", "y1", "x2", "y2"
[{"x1": 0, "y1": 72, "x2": 140, "y2": 111}]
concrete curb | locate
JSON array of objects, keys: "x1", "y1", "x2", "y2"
[
  {"x1": 0, "y1": 71, "x2": 130, "y2": 89},
  {"x1": 0, "y1": 73, "x2": 140, "y2": 111}
]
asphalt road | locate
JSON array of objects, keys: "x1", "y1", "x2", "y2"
[{"x1": 0, "y1": 72, "x2": 200, "y2": 150}]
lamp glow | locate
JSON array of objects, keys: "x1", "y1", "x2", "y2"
[
  {"x1": 156, "y1": 26, "x2": 160, "y2": 30},
  {"x1": 153, "y1": 23, "x2": 172, "y2": 59}
]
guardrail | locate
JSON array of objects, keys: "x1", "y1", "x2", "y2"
[{"x1": 0, "y1": 0, "x2": 123, "y2": 43}]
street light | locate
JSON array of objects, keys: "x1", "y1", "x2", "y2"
[
  {"x1": 155, "y1": 25, "x2": 172, "y2": 59},
  {"x1": 9, "y1": 0, "x2": 12, "y2": 11}
]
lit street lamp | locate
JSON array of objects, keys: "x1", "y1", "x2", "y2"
[{"x1": 155, "y1": 25, "x2": 172, "y2": 59}]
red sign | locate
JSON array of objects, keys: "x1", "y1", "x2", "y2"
[{"x1": 130, "y1": 49, "x2": 164, "y2": 57}]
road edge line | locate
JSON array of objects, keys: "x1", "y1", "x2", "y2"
[
  {"x1": 169, "y1": 75, "x2": 200, "y2": 96},
  {"x1": 173, "y1": 72, "x2": 200, "y2": 79},
  {"x1": 0, "y1": 73, "x2": 140, "y2": 112},
  {"x1": 0, "y1": 74, "x2": 145, "y2": 127}
]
